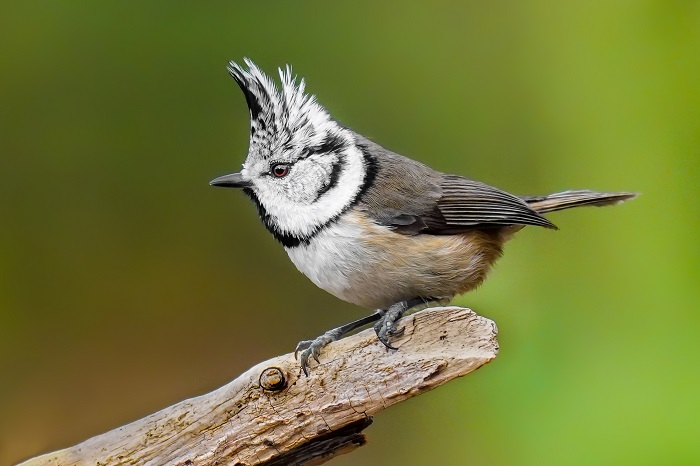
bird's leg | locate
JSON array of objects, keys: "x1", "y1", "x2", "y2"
[
  {"x1": 374, "y1": 298, "x2": 428, "y2": 350},
  {"x1": 295, "y1": 311, "x2": 383, "y2": 376}
]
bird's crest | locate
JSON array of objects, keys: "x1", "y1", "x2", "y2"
[{"x1": 228, "y1": 58, "x2": 332, "y2": 155}]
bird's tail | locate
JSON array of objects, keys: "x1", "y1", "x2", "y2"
[{"x1": 522, "y1": 190, "x2": 638, "y2": 214}]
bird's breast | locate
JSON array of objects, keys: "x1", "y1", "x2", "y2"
[
  {"x1": 285, "y1": 215, "x2": 368, "y2": 304},
  {"x1": 285, "y1": 210, "x2": 505, "y2": 309}
]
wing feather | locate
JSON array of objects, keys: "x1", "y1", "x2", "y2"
[
  {"x1": 429, "y1": 175, "x2": 556, "y2": 230},
  {"x1": 353, "y1": 134, "x2": 555, "y2": 235}
]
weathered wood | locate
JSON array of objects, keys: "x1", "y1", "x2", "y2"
[{"x1": 19, "y1": 306, "x2": 498, "y2": 466}]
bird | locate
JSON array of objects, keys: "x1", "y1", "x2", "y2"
[{"x1": 210, "y1": 58, "x2": 636, "y2": 375}]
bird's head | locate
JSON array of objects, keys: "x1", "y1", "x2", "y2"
[{"x1": 210, "y1": 59, "x2": 373, "y2": 247}]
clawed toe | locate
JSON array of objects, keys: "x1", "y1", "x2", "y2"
[
  {"x1": 294, "y1": 340, "x2": 313, "y2": 359},
  {"x1": 376, "y1": 332, "x2": 398, "y2": 350},
  {"x1": 373, "y1": 301, "x2": 413, "y2": 350},
  {"x1": 374, "y1": 320, "x2": 404, "y2": 350},
  {"x1": 295, "y1": 332, "x2": 339, "y2": 376}
]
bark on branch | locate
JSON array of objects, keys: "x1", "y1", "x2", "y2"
[{"x1": 19, "y1": 306, "x2": 499, "y2": 466}]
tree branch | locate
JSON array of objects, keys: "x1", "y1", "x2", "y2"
[{"x1": 19, "y1": 306, "x2": 498, "y2": 466}]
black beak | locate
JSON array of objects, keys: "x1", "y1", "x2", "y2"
[{"x1": 209, "y1": 172, "x2": 252, "y2": 189}]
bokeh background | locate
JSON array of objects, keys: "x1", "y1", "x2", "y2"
[{"x1": 2, "y1": 1, "x2": 698, "y2": 465}]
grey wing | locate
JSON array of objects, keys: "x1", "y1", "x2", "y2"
[
  {"x1": 383, "y1": 175, "x2": 555, "y2": 235},
  {"x1": 353, "y1": 135, "x2": 555, "y2": 235},
  {"x1": 425, "y1": 175, "x2": 557, "y2": 233}
]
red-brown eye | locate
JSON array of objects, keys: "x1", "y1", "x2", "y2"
[{"x1": 271, "y1": 164, "x2": 289, "y2": 178}]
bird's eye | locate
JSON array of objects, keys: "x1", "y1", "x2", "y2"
[{"x1": 271, "y1": 164, "x2": 290, "y2": 178}]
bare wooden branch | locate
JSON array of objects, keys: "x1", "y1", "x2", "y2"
[{"x1": 19, "y1": 306, "x2": 498, "y2": 466}]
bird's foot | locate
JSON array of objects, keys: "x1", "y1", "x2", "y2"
[
  {"x1": 373, "y1": 298, "x2": 429, "y2": 349},
  {"x1": 295, "y1": 312, "x2": 383, "y2": 376},
  {"x1": 374, "y1": 302, "x2": 409, "y2": 350},
  {"x1": 295, "y1": 328, "x2": 343, "y2": 377}
]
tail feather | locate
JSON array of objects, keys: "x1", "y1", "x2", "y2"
[{"x1": 522, "y1": 190, "x2": 638, "y2": 214}]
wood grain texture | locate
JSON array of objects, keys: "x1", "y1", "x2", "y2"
[{"x1": 19, "y1": 306, "x2": 498, "y2": 466}]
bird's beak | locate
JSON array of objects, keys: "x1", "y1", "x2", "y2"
[{"x1": 209, "y1": 172, "x2": 253, "y2": 189}]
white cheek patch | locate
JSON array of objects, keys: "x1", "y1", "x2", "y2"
[
  {"x1": 284, "y1": 155, "x2": 336, "y2": 204},
  {"x1": 254, "y1": 145, "x2": 367, "y2": 239}
]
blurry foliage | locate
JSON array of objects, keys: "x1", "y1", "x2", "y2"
[{"x1": 1, "y1": 1, "x2": 699, "y2": 465}]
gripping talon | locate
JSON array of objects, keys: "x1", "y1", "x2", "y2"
[
  {"x1": 373, "y1": 301, "x2": 408, "y2": 349},
  {"x1": 296, "y1": 339, "x2": 326, "y2": 375},
  {"x1": 372, "y1": 298, "x2": 426, "y2": 348},
  {"x1": 299, "y1": 350, "x2": 311, "y2": 377},
  {"x1": 294, "y1": 340, "x2": 313, "y2": 360},
  {"x1": 379, "y1": 336, "x2": 398, "y2": 350}
]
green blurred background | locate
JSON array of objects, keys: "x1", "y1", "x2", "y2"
[{"x1": 1, "y1": 1, "x2": 698, "y2": 465}]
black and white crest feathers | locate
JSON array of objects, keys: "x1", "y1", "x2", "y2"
[{"x1": 228, "y1": 58, "x2": 332, "y2": 154}]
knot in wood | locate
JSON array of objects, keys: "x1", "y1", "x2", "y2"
[{"x1": 259, "y1": 367, "x2": 286, "y2": 391}]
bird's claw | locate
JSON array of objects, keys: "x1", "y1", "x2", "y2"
[
  {"x1": 294, "y1": 340, "x2": 313, "y2": 360},
  {"x1": 374, "y1": 303, "x2": 408, "y2": 350},
  {"x1": 294, "y1": 331, "x2": 338, "y2": 376},
  {"x1": 374, "y1": 323, "x2": 405, "y2": 349}
]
